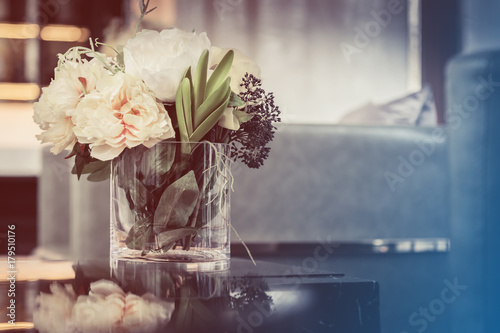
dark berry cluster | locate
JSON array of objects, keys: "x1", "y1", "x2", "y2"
[{"x1": 229, "y1": 74, "x2": 281, "y2": 168}]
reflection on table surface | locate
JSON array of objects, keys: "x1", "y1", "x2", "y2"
[{"x1": 0, "y1": 257, "x2": 380, "y2": 333}]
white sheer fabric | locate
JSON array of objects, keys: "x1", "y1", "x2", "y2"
[{"x1": 173, "y1": 0, "x2": 413, "y2": 124}]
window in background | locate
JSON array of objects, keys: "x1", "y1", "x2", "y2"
[
  {"x1": 172, "y1": 0, "x2": 421, "y2": 124},
  {"x1": 0, "y1": 0, "x2": 39, "y2": 102}
]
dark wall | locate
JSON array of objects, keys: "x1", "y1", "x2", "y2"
[
  {"x1": 0, "y1": 177, "x2": 37, "y2": 255},
  {"x1": 422, "y1": 0, "x2": 461, "y2": 123}
]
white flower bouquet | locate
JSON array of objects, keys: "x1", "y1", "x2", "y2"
[{"x1": 33, "y1": 1, "x2": 280, "y2": 263}]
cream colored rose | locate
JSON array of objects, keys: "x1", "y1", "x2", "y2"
[
  {"x1": 72, "y1": 72, "x2": 175, "y2": 161},
  {"x1": 123, "y1": 28, "x2": 211, "y2": 103},
  {"x1": 33, "y1": 283, "x2": 77, "y2": 333},
  {"x1": 211, "y1": 46, "x2": 261, "y2": 130},
  {"x1": 33, "y1": 55, "x2": 110, "y2": 154}
]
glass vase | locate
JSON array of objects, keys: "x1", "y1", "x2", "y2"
[{"x1": 110, "y1": 141, "x2": 231, "y2": 271}]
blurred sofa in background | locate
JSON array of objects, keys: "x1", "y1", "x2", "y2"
[
  {"x1": 232, "y1": 124, "x2": 450, "y2": 333},
  {"x1": 446, "y1": 50, "x2": 500, "y2": 333}
]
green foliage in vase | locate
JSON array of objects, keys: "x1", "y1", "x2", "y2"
[
  {"x1": 68, "y1": 143, "x2": 111, "y2": 181},
  {"x1": 116, "y1": 142, "x2": 229, "y2": 255},
  {"x1": 175, "y1": 49, "x2": 234, "y2": 151}
]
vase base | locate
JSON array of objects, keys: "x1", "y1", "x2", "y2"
[{"x1": 110, "y1": 248, "x2": 230, "y2": 271}]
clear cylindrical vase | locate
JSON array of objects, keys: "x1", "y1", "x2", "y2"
[{"x1": 110, "y1": 141, "x2": 231, "y2": 271}]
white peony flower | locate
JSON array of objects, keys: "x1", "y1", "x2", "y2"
[
  {"x1": 72, "y1": 280, "x2": 125, "y2": 333},
  {"x1": 122, "y1": 293, "x2": 174, "y2": 333},
  {"x1": 33, "y1": 55, "x2": 111, "y2": 154},
  {"x1": 89, "y1": 279, "x2": 126, "y2": 297},
  {"x1": 210, "y1": 46, "x2": 261, "y2": 130},
  {"x1": 72, "y1": 294, "x2": 125, "y2": 333},
  {"x1": 123, "y1": 28, "x2": 211, "y2": 102},
  {"x1": 33, "y1": 283, "x2": 78, "y2": 333},
  {"x1": 72, "y1": 72, "x2": 175, "y2": 161}
]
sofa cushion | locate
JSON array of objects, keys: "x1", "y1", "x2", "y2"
[
  {"x1": 232, "y1": 124, "x2": 449, "y2": 242},
  {"x1": 446, "y1": 50, "x2": 500, "y2": 333}
]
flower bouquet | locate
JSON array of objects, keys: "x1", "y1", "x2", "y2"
[{"x1": 33, "y1": 1, "x2": 281, "y2": 269}]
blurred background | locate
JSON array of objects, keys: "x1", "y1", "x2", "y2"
[
  {"x1": 2, "y1": 0, "x2": 500, "y2": 332},
  {"x1": 0, "y1": 0, "x2": 459, "y2": 249}
]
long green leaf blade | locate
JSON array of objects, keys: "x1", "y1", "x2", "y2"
[
  {"x1": 176, "y1": 78, "x2": 189, "y2": 142},
  {"x1": 190, "y1": 83, "x2": 231, "y2": 142},
  {"x1": 184, "y1": 66, "x2": 195, "y2": 110},
  {"x1": 194, "y1": 77, "x2": 231, "y2": 128},
  {"x1": 182, "y1": 78, "x2": 193, "y2": 135},
  {"x1": 206, "y1": 50, "x2": 234, "y2": 96},
  {"x1": 193, "y1": 49, "x2": 209, "y2": 110}
]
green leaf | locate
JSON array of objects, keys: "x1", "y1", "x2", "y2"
[
  {"x1": 156, "y1": 227, "x2": 198, "y2": 248},
  {"x1": 86, "y1": 162, "x2": 111, "y2": 182},
  {"x1": 153, "y1": 170, "x2": 200, "y2": 231},
  {"x1": 176, "y1": 78, "x2": 190, "y2": 142},
  {"x1": 206, "y1": 50, "x2": 234, "y2": 97},
  {"x1": 183, "y1": 66, "x2": 195, "y2": 111},
  {"x1": 127, "y1": 179, "x2": 149, "y2": 210},
  {"x1": 114, "y1": 147, "x2": 145, "y2": 194},
  {"x1": 190, "y1": 83, "x2": 231, "y2": 142},
  {"x1": 140, "y1": 142, "x2": 176, "y2": 185},
  {"x1": 193, "y1": 49, "x2": 209, "y2": 110},
  {"x1": 182, "y1": 77, "x2": 193, "y2": 136},
  {"x1": 65, "y1": 142, "x2": 80, "y2": 159},
  {"x1": 71, "y1": 160, "x2": 110, "y2": 175},
  {"x1": 183, "y1": 66, "x2": 193, "y2": 82},
  {"x1": 228, "y1": 91, "x2": 244, "y2": 107},
  {"x1": 75, "y1": 154, "x2": 85, "y2": 180},
  {"x1": 126, "y1": 217, "x2": 152, "y2": 250},
  {"x1": 116, "y1": 45, "x2": 124, "y2": 67},
  {"x1": 193, "y1": 77, "x2": 231, "y2": 128}
]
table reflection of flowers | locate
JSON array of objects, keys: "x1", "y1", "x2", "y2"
[
  {"x1": 33, "y1": 262, "x2": 275, "y2": 333},
  {"x1": 33, "y1": 280, "x2": 174, "y2": 333}
]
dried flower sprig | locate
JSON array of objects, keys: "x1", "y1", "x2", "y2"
[{"x1": 229, "y1": 74, "x2": 281, "y2": 168}]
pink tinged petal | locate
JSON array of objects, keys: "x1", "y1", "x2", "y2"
[
  {"x1": 108, "y1": 123, "x2": 125, "y2": 138},
  {"x1": 105, "y1": 134, "x2": 127, "y2": 146},
  {"x1": 124, "y1": 137, "x2": 143, "y2": 148},
  {"x1": 90, "y1": 144, "x2": 126, "y2": 161},
  {"x1": 123, "y1": 113, "x2": 144, "y2": 129},
  {"x1": 142, "y1": 138, "x2": 162, "y2": 149}
]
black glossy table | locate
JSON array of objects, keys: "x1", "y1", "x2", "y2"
[{"x1": 1, "y1": 258, "x2": 380, "y2": 333}]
